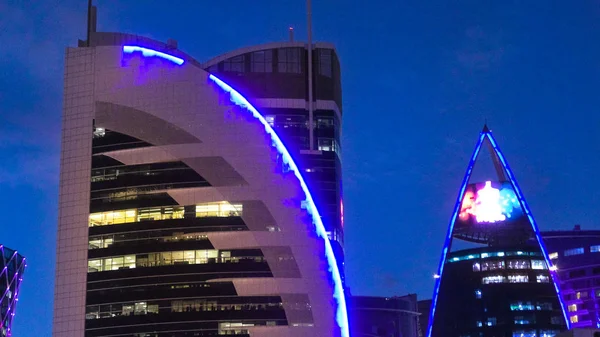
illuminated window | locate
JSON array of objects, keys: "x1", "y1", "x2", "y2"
[
  {"x1": 510, "y1": 301, "x2": 535, "y2": 311},
  {"x1": 508, "y1": 274, "x2": 529, "y2": 283},
  {"x1": 570, "y1": 315, "x2": 579, "y2": 323},
  {"x1": 250, "y1": 50, "x2": 273, "y2": 73},
  {"x1": 564, "y1": 248, "x2": 584, "y2": 256},
  {"x1": 473, "y1": 262, "x2": 481, "y2": 272},
  {"x1": 482, "y1": 275, "x2": 506, "y2": 284},
  {"x1": 89, "y1": 206, "x2": 184, "y2": 227},
  {"x1": 475, "y1": 290, "x2": 482, "y2": 299},
  {"x1": 531, "y1": 260, "x2": 547, "y2": 270},
  {"x1": 549, "y1": 252, "x2": 558, "y2": 260},
  {"x1": 536, "y1": 274, "x2": 550, "y2": 283},
  {"x1": 476, "y1": 321, "x2": 482, "y2": 327},
  {"x1": 568, "y1": 304, "x2": 577, "y2": 312},
  {"x1": 536, "y1": 302, "x2": 553, "y2": 310},
  {"x1": 514, "y1": 316, "x2": 534, "y2": 325},
  {"x1": 540, "y1": 330, "x2": 559, "y2": 337},
  {"x1": 195, "y1": 202, "x2": 242, "y2": 217},
  {"x1": 486, "y1": 317, "x2": 497, "y2": 326},
  {"x1": 551, "y1": 316, "x2": 563, "y2": 324},
  {"x1": 591, "y1": 245, "x2": 600, "y2": 253},
  {"x1": 482, "y1": 260, "x2": 505, "y2": 271},
  {"x1": 508, "y1": 260, "x2": 530, "y2": 269},
  {"x1": 318, "y1": 138, "x2": 336, "y2": 152},
  {"x1": 576, "y1": 291, "x2": 588, "y2": 299},
  {"x1": 265, "y1": 115, "x2": 275, "y2": 127},
  {"x1": 513, "y1": 330, "x2": 536, "y2": 337}
]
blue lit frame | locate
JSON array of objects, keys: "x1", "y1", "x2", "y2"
[
  {"x1": 426, "y1": 128, "x2": 570, "y2": 337},
  {"x1": 208, "y1": 74, "x2": 349, "y2": 337},
  {"x1": 122, "y1": 46, "x2": 184, "y2": 65}
]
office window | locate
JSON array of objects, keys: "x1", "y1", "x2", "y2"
[
  {"x1": 531, "y1": 260, "x2": 547, "y2": 270},
  {"x1": 486, "y1": 317, "x2": 497, "y2": 326},
  {"x1": 473, "y1": 262, "x2": 481, "y2": 272},
  {"x1": 476, "y1": 321, "x2": 483, "y2": 327},
  {"x1": 318, "y1": 138, "x2": 336, "y2": 152},
  {"x1": 536, "y1": 302, "x2": 553, "y2": 310},
  {"x1": 568, "y1": 304, "x2": 577, "y2": 312},
  {"x1": 475, "y1": 290, "x2": 482, "y2": 299},
  {"x1": 223, "y1": 55, "x2": 245, "y2": 73},
  {"x1": 278, "y1": 48, "x2": 301, "y2": 73},
  {"x1": 570, "y1": 315, "x2": 579, "y2": 323},
  {"x1": 482, "y1": 260, "x2": 505, "y2": 271},
  {"x1": 564, "y1": 248, "x2": 584, "y2": 256},
  {"x1": 539, "y1": 330, "x2": 559, "y2": 337},
  {"x1": 576, "y1": 291, "x2": 588, "y2": 299},
  {"x1": 482, "y1": 275, "x2": 505, "y2": 284},
  {"x1": 318, "y1": 49, "x2": 332, "y2": 77},
  {"x1": 514, "y1": 316, "x2": 534, "y2": 325},
  {"x1": 510, "y1": 301, "x2": 534, "y2": 311},
  {"x1": 549, "y1": 252, "x2": 558, "y2": 260},
  {"x1": 508, "y1": 274, "x2": 529, "y2": 283},
  {"x1": 508, "y1": 260, "x2": 530, "y2": 269},
  {"x1": 591, "y1": 245, "x2": 600, "y2": 253},
  {"x1": 551, "y1": 316, "x2": 563, "y2": 324},
  {"x1": 513, "y1": 330, "x2": 536, "y2": 337},
  {"x1": 536, "y1": 274, "x2": 550, "y2": 283},
  {"x1": 251, "y1": 50, "x2": 273, "y2": 73}
]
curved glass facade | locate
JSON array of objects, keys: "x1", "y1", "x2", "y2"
[{"x1": 0, "y1": 245, "x2": 26, "y2": 337}]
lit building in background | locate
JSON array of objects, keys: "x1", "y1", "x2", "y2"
[
  {"x1": 542, "y1": 226, "x2": 600, "y2": 328},
  {"x1": 53, "y1": 14, "x2": 348, "y2": 337},
  {"x1": 203, "y1": 38, "x2": 345, "y2": 279},
  {"x1": 349, "y1": 294, "x2": 420, "y2": 337},
  {"x1": 0, "y1": 245, "x2": 26, "y2": 337},
  {"x1": 555, "y1": 329, "x2": 600, "y2": 337},
  {"x1": 427, "y1": 126, "x2": 568, "y2": 337}
]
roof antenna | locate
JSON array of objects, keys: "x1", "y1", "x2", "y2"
[{"x1": 289, "y1": 26, "x2": 294, "y2": 42}]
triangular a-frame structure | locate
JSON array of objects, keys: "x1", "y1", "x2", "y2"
[{"x1": 426, "y1": 126, "x2": 569, "y2": 337}]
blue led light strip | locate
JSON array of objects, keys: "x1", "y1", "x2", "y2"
[
  {"x1": 122, "y1": 46, "x2": 184, "y2": 65},
  {"x1": 208, "y1": 74, "x2": 349, "y2": 337},
  {"x1": 486, "y1": 132, "x2": 570, "y2": 328},
  {"x1": 426, "y1": 129, "x2": 570, "y2": 337},
  {"x1": 426, "y1": 132, "x2": 485, "y2": 337}
]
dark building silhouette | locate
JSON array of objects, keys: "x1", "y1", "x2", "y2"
[
  {"x1": 0, "y1": 245, "x2": 26, "y2": 337},
  {"x1": 542, "y1": 227, "x2": 600, "y2": 328},
  {"x1": 427, "y1": 126, "x2": 568, "y2": 337},
  {"x1": 53, "y1": 24, "x2": 348, "y2": 337},
  {"x1": 350, "y1": 295, "x2": 420, "y2": 337}
]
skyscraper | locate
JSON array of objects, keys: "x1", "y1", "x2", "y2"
[
  {"x1": 0, "y1": 245, "x2": 26, "y2": 337},
  {"x1": 542, "y1": 227, "x2": 600, "y2": 328},
  {"x1": 53, "y1": 27, "x2": 347, "y2": 337},
  {"x1": 203, "y1": 39, "x2": 345, "y2": 277},
  {"x1": 427, "y1": 126, "x2": 568, "y2": 337}
]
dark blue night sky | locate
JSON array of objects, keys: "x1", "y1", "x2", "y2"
[{"x1": 2, "y1": 1, "x2": 600, "y2": 336}]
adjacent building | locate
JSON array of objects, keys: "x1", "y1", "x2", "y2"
[
  {"x1": 349, "y1": 294, "x2": 420, "y2": 337},
  {"x1": 542, "y1": 227, "x2": 600, "y2": 328},
  {"x1": 53, "y1": 26, "x2": 347, "y2": 337},
  {"x1": 427, "y1": 126, "x2": 568, "y2": 337},
  {"x1": 0, "y1": 245, "x2": 26, "y2": 337},
  {"x1": 555, "y1": 329, "x2": 600, "y2": 337}
]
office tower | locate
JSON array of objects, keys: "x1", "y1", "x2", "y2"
[
  {"x1": 349, "y1": 294, "x2": 420, "y2": 337},
  {"x1": 203, "y1": 39, "x2": 345, "y2": 278},
  {"x1": 427, "y1": 126, "x2": 568, "y2": 337},
  {"x1": 0, "y1": 245, "x2": 26, "y2": 337},
  {"x1": 543, "y1": 226, "x2": 600, "y2": 328},
  {"x1": 53, "y1": 29, "x2": 347, "y2": 336}
]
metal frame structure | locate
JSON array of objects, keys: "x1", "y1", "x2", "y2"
[
  {"x1": 0, "y1": 245, "x2": 26, "y2": 337},
  {"x1": 426, "y1": 126, "x2": 570, "y2": 337}
]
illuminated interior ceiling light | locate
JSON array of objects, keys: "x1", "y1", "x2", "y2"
[
  {"x1": 208, "y1": 74, "x2": 349, "y2": 337},
  {"x1": 122, "y1": 45, "x2": 184, "y2": 65}
]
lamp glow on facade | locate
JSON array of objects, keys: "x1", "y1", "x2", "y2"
[
  {"x1": 122, "y1": 46, "x2": 184, "y2": 65},
  {"x1": 426, "y1": 129, "x2": 570, "y2": 337},
  {"x1": 208, "y1": 74, "x2": 349, "y2": 337}
]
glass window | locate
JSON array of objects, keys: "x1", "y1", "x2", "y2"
[
  {"x1": 195, "y1": 201, "x2": 242, "y2": 217},
  {"x1": 486, "y1": 317, "x2": 497, "y2": 326},
  {"x1": 549, "y1": 252, "x2": 558, "y2": 260},
  {"x1": 591, "y1": 245, "x2": 600, "y2": 253},
  {"x1": 539, "y1": 330, "x2": 559, "y2": 337},
  {"x1": 475, "y1": 289, "x2": 482, "y2": 299},
  {"x1": 510, "y1": 301, "x2": 534, "y2": 311},
  {"x1": 318, "y1": 138, "x2": 335, "y2": 152},
  {"x1": 318, "y1": 49, "x2": 332, "y2": 77},
  {"x1": 251, "y1": 50, "x2": 273, "y2": 73},
  {"x1": 564, "y1": 248, "x2": 584, "y2": 256},
  {"x1": 576, "y1": 291, "x2": 588, "y2": 299},
  {"x1": 513, "y1": 330, "x2": 536, "y2": 337},
  {"x1": 536, "y1": 274, "x2": 550, "y2": 283},
  {"x1": 482, "y1": 260, "x2": 505, "y2": 271},
  {"x1": 570, "y1": 315, "x2": 578, "y2": 323},
  {"x1": 531, "y1": 260, "x2": 547, "y2": 270},
  {"x1": 223, "y1": 55, "x2": 245, "y2": 73},
  {"x1": 551, "y1": 316, "x2": 563, "y2": 324},
  {"x1": 568, "y1": 304, "x2": 577, "y2": 312},
  {"x1": 514, "y1": 316, "x2": 534, "y2": 324},
  {"x1": 278, "y1": 48, "x2": 301, "y2": 73},
  {"x1": 536, "y1": 302, "x2": 553, "y2": 310},
  {"x1": 482, "y1": 275, "x2": 505, "y2": 284},
  {"x1": 508, "y1": 260, "x2": 530, "y2": 269},
  {"x1": 472, "y1": 262, "x2": 481, "y2": 272},
  {"x1": 508, "y1": 274, "x2": 529, "y2": 283}
]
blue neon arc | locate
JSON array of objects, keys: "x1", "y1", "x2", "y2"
[
  {"x1": 426, "y1": 129, "x2": 570, "y2": 337},
  {"x1": 122, "y1": 46, "x2": 184, "y2": 65},
  {"x1": 208, "y1": 74, "x2": 349, "y2": 337}
]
